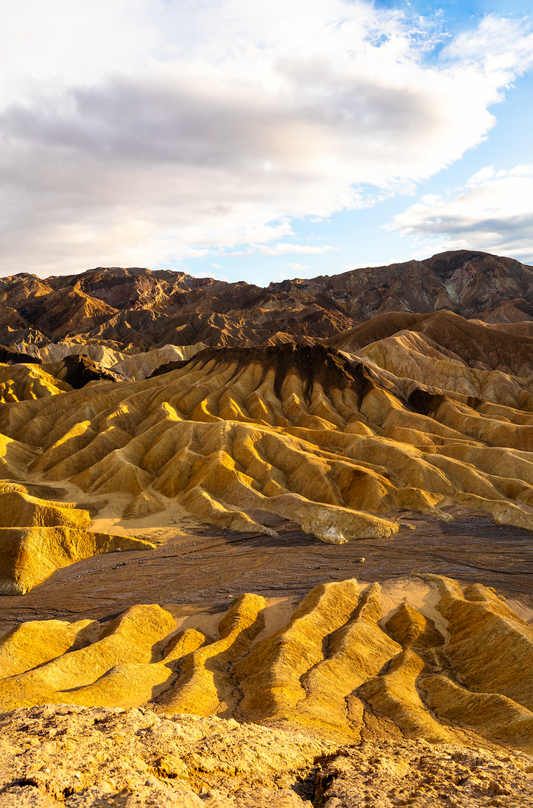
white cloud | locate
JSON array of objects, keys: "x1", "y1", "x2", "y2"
[
  {"x1": 286, "y1": 262, "x2": 309, "y2": 270},
  {"x1": 0, "y1": 2, "x2": 532, "y2": 275},
  {"x1": 220, "y1": 241, "x2": 335, "y2": 257},
  {"x1": 257, "y1": 244, "x2": 335, "y2": 256},
  {"x1": 386, "y1": 164, "x2": 533, "y2": 262},
  {"x1": 466, "y1": 166, "x2": 495, "y2": 186}
]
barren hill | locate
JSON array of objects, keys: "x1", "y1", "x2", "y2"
[
  {"x1": 2, "y1": 252, "x2": 533, "y2": 595},
  {"x1": 3, "y1": 336, "x2": 533, "y2": 595}
]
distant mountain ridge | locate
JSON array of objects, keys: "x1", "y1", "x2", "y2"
[{"x1": 0, "y1": 249, "x2": 532, "y2": 353}]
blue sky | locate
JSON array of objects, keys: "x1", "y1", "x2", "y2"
[
  {"x1": 228, "y1": 67, "x2": 532, "y2": 286},
  {"x1": 0, "y1": 0, "x2": 531, "y2": 284}
]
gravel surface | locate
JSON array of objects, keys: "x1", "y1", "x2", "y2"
[{"x1": 1, "y1": 511, "x2": 531, "y2": 633}]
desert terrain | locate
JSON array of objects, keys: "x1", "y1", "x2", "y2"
[{"x1": 0, "y1": 250, "x2": 532, "y2": 807}]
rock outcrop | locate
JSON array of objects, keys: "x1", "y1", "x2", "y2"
[
  {"x1": 0, "y1": 705, "x2": 328, "y2": 807},
  {"x1": 39, "y1": 355, "x2": 123, "y2": 389},
  {"x1": 315, "y1": 739, "x2": 533, "y2": 807},
  {"x1": 1, "y1": 705, "x2": 532, "y2": 807},
  {"x1": 0, "y1": 484, "x2": 155, "y2": 594}
]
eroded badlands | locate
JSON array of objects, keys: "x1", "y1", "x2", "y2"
[
  {"x1": 3, "y1": 575, "x2": 532, "y2": 751},
  {"x1": 3, "y1": 338, "x2": 533, "y2": 593},
  {"x1": 1, "y1": 251, "x2": 533, "y2": 807},
  {"x1": 1, "y1": 575, "x2": 533, "y2": 807}
]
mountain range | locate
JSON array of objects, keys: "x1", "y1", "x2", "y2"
[{"x1": 2, "y1": 250, "x2": 533, "y2": 354}]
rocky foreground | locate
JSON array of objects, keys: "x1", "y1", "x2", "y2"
[
  {"x1": 1, "y1": 706, "x2": 532, "y2": 807},
  {"x1": 1, "y1": 575, "x2": 533, "y2": 807}
]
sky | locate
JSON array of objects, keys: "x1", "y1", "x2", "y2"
[{"x1": 0, "y1": 0, "x2": 532, "y2": 286}]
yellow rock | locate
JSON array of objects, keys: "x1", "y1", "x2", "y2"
[
  {"x1": 0, "y1": 484, "x2": 155, "y2": 594},
  {"x1": 0, "y1": 604, "x2": 176, "y2": 709},
  {"x1": 0, "y1": 487, "x2": 92, "y2": 529},
  {"x1": 0, "y1": 526, "x2": 155, "y2": 595},
  {"x1": 426, "y1": 575, "x2": 533, "y2": 712},
  {"x1": 2, "y1": 344, "x2": 533, "y2": 565},
  {"x1": 421, "y1": 675, "x2": 533, "y2": 753},
  {"x1": 0, "y1": 617, "x2": 95, "y2": 678},
  {"x1": 357, "y1": 591, "x2": 453, "y2": 746},
  {"x1": 122, "y1": 491, "x2": 165, "y2": 519},
  {"x1": 233, "y1": 580, "x2": 359, "y2": 723},
  {"x1": 360, "y1": 648, "x2": 452, "y2": 743},
  {"x1": 0, "y1": 576, "x2": 532, "y2": 754},
  {"x1": 157, "y1": 593, "x2": 266, "y2": 717},
  {"x1": 289, "y1": 584, "x2": 401, "y2": 739},
  {"x1": 0, "y1": 363, "x2": 71, "y2": 402},
  {"x1": 0, "y1": 433, "x2": 39, "y2": 480}
]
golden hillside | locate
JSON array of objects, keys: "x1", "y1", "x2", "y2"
[
  {"x1": 0, "y1": 576, "x2": 531, "y2": 757},
  {"x1": 1, "y1": 255, "x2": 533, "y2": 806},
  {"x1": 2, "y1": 336, "x2": 533, "y2": 590}
]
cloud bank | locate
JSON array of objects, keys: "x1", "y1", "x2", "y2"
[
  {"x1": 0, "y1": 0, "x2": 532, "y2": 275},
  {"x1": 387, "y1": 165, "x2": 533, "y2": 262}
]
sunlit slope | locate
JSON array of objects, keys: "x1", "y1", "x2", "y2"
[
  {"x1": 0, "y1": 576, "x2": 531, "y2": 754},
  {"x1": 2, "y1": 343, "x2": 533, "y2": 543},
  {"x1": 0, "y1": 483, "x2": 155, "y2": 594},
  {"x1": 0, "y1": 363, "x2": 72, "y2": 402},
  {"x1": 325, "y1": 309, "x2": 533, "y2": 376}
]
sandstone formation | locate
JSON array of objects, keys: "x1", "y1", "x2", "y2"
[
  {"x1": 0, "y1": 576, "x2": 532, "y2": 758},
  {"x1": 0, "y1": 362, "x2": 72, "y2": 402},
  {"x1": 325, "y1": 309, "x2": 533, "y2": 377}
]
